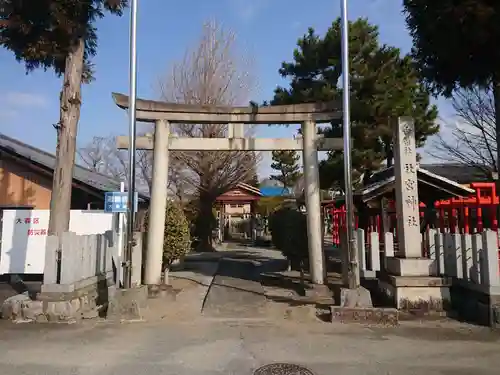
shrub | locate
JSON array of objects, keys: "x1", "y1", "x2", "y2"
[
  {"x1": 163, "y1": 202, "x2": 191, "y2": 270},
  {"x1": 144, "y1": 201, "x2": 191, "y2": 282},
  {"x1": 269, "y1": 206, "x2": 308, "y2": 269}
]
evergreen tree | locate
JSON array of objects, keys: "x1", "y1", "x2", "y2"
[
  {"x1": 272, "y1": 18, "x2": 438, "y2": 191},
  {"x1": 270, "y1": 150, "x2": 301, "y2": 190},
  {"x1": 245, "y1": 167, "x2": 259, "y2": 187},
  {"x1": 1, "y1": 0, "x2": 127, "y2": 236},
  {"x1": 403, "y1": 1, "x2": 500, "y2": 168}
]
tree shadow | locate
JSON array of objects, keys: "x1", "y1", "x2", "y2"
[{"x1": 172, "y1": 246, "x2": 342, "y2": 318}]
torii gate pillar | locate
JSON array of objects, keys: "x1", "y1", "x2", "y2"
[
  {"x1": 302, "y1": 120, "x2": 324, "y2": 284},
  {"x1": 144, "y1": 120, "x2": 170, "y2": 285}
]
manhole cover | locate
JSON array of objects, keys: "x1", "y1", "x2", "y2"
[{"x1": 254, "y1": 363, "x2": 315, "y2": 375}]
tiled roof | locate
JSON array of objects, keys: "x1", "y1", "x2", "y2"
[
  {"x1": 358, "y1": 165, "x2": 475, "y2": 203},
  {"x1": 0, "y1": 133, "x2": 149, "y2": 201},
  {"x1": 420, "y1": 163, "x2": 491, "y2": 184},
  {"x1": 236, "y1": 182, "x2": 262, "y2": 196}
]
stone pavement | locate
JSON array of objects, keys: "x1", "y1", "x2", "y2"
[
  {"x1": 0, "y1": 316, "x2": 499, "y2": 375},
  {"x1": 202, "y1": 256, "x2": 269, "y2": 318},
  {"x1": 200, "y1": 246, "x2": 287, "y2": 319},
  {"x1": 2, "y1": 245, "x2": 500, "y2": 374}
]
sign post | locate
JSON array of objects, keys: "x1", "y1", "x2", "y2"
[{"x1": 104, "y1": 190, "x2": 138, "y2": 288}]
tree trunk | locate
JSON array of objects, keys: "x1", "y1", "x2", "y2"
[
  {"x1": 163, "y1": 268, "x2": 170, "y2": 285},
  {"x1": 493, "y1": 78, "x2": 500, "y2": 229},
  {"x1": 386, "y1": 144, "x2": 393, "y2": 168},
  {"x1": 494, "y1": 79, "x2": 500, "y2": 173},
  {"x1": 48, "y1": 39, "x2": 85, "y2": 236},
  {"x1": 197, "y1": 195, "x2": 215, "y2": 252}
]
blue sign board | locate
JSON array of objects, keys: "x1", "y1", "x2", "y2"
[{"x1": 104, "y1": 192, "x2": 138, "y2": 213}]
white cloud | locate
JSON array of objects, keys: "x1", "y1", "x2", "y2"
[{"x1": 5, "y1": 92, "x2": 49, "y2": 109}]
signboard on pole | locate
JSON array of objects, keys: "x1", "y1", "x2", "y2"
[{"x1": 104, "y1": 192, "x2": 138, "y2": 213}]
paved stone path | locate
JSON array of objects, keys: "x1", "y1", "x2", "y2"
[
  {"x1": 202, "y1": 257, "x2": 267, "y2": 318},
  {"x1": 201, "y1": 247, "x2": 287, "y2": 318}
]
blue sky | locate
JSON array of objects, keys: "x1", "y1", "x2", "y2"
[{"x1": 0, "y1": 0, "x2": 451, "y2": 178}]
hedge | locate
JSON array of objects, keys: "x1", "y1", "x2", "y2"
[{"x1": 268, "y1": 206, "x2": 308, "y2": 269}]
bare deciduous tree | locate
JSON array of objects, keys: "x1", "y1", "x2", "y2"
[
  {"x1": 431, "y1": 86, "x2": 496, "y2": 177},
  {"x1": 158, "y1": 20, "x2": 260, "y2": 249},
  {"x1": 77, "y1": 133, "x2": 153, "y2": 195}
]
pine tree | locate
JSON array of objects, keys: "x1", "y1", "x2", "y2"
[
  {"x1": 0, "y1": 0, "x2": 127, "y2": 236},
  {"x1": 245, "y1": 167, "x2": 259, "y2": 187},
  {"x1": 270, "y1": 150, "x2": 301, "y2": 191},
  {"x1": 272, "y1": 18, "x2": 438, "y2": 191}
]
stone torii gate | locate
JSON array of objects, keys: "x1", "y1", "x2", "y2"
[{"x1": 113, "y1": 93, "x2": 342, "y2": 288}]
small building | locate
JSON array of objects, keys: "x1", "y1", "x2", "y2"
[
  {"x1": 215, "y1": 182, "x2": 262, "y2": 240},
  {"x1": 0, "y1": 133, "x2": 149, "y2": 210},
  {"x1": 216, "y1": 182, "x2": 262, "y2": 215}
]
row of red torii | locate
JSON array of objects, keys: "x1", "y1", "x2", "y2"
[{"x1": 113, "y1": 93, "x2": 421, "y2": 290}]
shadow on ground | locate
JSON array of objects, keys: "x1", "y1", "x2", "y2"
[
  {"x1": 171, "y1": 246, "x2": 343, "y2": 322},
  {"x1": 0, "y1": 274, "x2": 42, "y2": 306}
]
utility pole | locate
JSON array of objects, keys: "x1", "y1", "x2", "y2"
[
  {"x1": 340, "y1": 0, "x2": 359, "y2": 289},
  {"x1": 124, "y1": 0, "x2": 138, "y2": 289}
]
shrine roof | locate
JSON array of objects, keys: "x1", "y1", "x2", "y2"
[
  {"x1": 420, "y1": 163, "x2": 491, "y2": 184},
  {"x1": 238, "y1": 182, "x2": 262, "y2": 196},
  {"x1": 215, "y1": 182, "x2": 262, "y2": 201},
  {"x1": 356, "y1": 166, "x2": 475, "y2": 204}
]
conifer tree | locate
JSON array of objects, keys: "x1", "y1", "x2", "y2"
[
  {"x1": 272, "y1": 18, "x2": 438, "y2": 190},
  {"x1": 270, "y1": 150, "x2": 301, "y2": 191}
]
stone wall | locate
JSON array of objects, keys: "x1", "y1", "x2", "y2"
[
  {"x1": 450, "y1": 282, "x2": 500, "y2": 327},
  {"x1": 2, "y1": 274, "x2": 115, "y2": 323},
  {"x1": 357, "y1": 228, "x2": 500, "y2": 327}
]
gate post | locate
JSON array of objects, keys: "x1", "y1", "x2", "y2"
[
  {"x1": 144, "y1": 120, "x2": 170, "y2": 286},
  {"x1": 302, "y1": 119, "x2": 325, "y2": 285}
]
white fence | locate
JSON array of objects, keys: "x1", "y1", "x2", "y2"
[
  {"x1": 43, "y1": 231, "x2": 116, "y2": 286},
  {"x1": 358, "y1": 229, "x2": 500, "y2": 293},
  {"x1": 0, "y1": 209, "x2": 117, "y2": 274}
]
